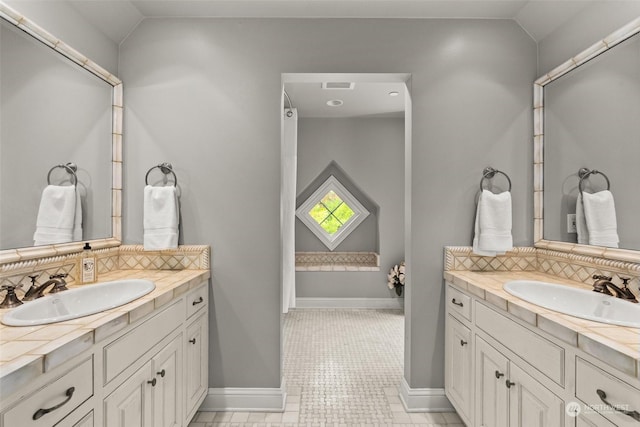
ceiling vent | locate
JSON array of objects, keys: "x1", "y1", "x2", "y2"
[{"x1": 322, "y1": 82, "x2": 355, "y2": 90}]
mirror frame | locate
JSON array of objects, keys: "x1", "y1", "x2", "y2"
[
  {"x1": 0, "y1": 2, "x2": 122, "y2": 265},
  {"x1": 533, "y1": 17, "x2": 640, "y2": 263}
]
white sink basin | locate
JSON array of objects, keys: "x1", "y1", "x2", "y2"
[
  {"x1": 503, "y1": 280, "x2": 640, "y2": 328},
  {"x1": 2, "y1": 279, "x2": 155, "y2": 326}
]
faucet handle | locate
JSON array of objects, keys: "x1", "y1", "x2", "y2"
[
  {"x1": 0, "y1": 284, "x2": 24, "y2": 308},
  {"x1": 50, "y1": 273, "x2": 69, "y2": 280},
  {"x1": 593, "y1": 274, "x2": 612, "y2": 281},
  {"x1": 620, "y1": 277, "x2": 631, "y2": 287}
]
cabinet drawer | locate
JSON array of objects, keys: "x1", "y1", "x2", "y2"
[
  {"x1": 186, "y1": 284, "x2": 208, "y2": 320},
  {"x1": 576, "y1": 357, "x2": 640, "y2": 426},
  {"x1": 475, "y1": 301, "x2": 564, "y2": 386},
  {"x1": 3, "y1": 357, "x2": 93, "y2": 427},
  {"x1": 577, "y1": 411, "x2": 616, "y2": 427},
  {"x1": 104, "y1": 300, "x2": 183, "y2": 384},
  {"x1": 446, "y1": 285, "x2": 471, "y2": 322}
]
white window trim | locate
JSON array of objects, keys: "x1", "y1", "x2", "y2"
[{"x1": 296, "y1": 175, "x2": 370, "y2": 251}]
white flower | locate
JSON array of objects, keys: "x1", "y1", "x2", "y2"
[{"x1": 398, "y1": 273, "x2": 405, "y2": 284}]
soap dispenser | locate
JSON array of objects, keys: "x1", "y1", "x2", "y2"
[{"x1": 81, "y1": 242, "x2": 97, "y2": 284}]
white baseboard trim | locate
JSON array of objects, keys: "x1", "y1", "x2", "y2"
[
  {"x1": 199, "y1": 387, "x2": 286, "y2": 412},
  {"x1": 295, "y1": 297, "x2": 404, "y2": 309},
  {"x1": 398, "y1": 378, "x2": 454, "y2": 412}
]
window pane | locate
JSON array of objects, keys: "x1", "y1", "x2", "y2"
[
  {"x1": 333, "y1": 202, "x2": 355, "y2": 224},
  {"x1": 309, "y1": 203, "x2": 330, "y2": 224},
  {"x1": 320, "y1": 215, "x2": 342, "y2": 235},
  {"x1": 321, "y1": 191, "x2": 343, "y2": 212}
]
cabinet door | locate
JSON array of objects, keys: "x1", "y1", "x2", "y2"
[
  {"x1": 152, "y1": 336, "x2": 182, "y2": 427},
  {"x1": 445, "y1": 314, "x2": 473, "y2": 424},
  {"x1": 475, "y1": 337, "x2": 509, "y2": 427},
  {"x1": 508, "y1": 363, "x2": 564, "y2": 427},
  {"x1": 103, "y1": 361, "x2": 153, "y2": 427},
  {"x1": 185, "y1": 313, "x2": 208, "y2": 421}
]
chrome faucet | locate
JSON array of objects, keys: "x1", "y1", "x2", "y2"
[
  {"x1": 592, "y1": 275, "x2": 638, "y2": 303},
  {"x1": 23, "y1": 273, "x2": 69, "y2": 301}
]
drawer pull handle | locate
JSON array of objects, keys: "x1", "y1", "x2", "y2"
[
  {"x1": 460, "y1": 340, "x2": 468, "y2": 346},
  {"x1": 495, "y1": 371, "x2": 504, "y2": 379},
  {"x1": 157, "y1": 369, "x2": 166, "y2": 378},
  {"x1": 506, "y1": 380, "x2": 515, "y2": 388},
  {"x1": 596, "y1": 389, "x2": 640, "y2": 421},
  {"x1": 451, "y1": 298, "x2": 464, "y2": 307},
  {"x1": 32, "y1": 387, "x2": 75, "y2": 420},
  {"x1": 192, "y1": 296, "x2": 204, "y2": 306},
  {"x1": 148, "y1": 378, "x2": 157, "y2": 387},
  {"x1": 189, "y1": 338, "x2": 197, "y2": 344}
]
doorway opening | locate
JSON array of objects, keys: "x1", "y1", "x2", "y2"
[{"x1": 280, "y1": 73, "x2": 413, "y2": 421}]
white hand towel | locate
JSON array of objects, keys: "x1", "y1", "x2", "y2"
[
  {"x1": 33, "y1": 185, "x2": 78, "y2": 245},
  {"x1": 582, "y1": 190, "x2": 619, "y2": 248},
  {"x1": 472, "y1": 190, "x2": 513, "y2": 256},
  {"x1": 575, "y1": 193, "x2": 589, "y2": 245},
  {"x1": 143, "y1": 185, "x2": 179, "y2": 250}
]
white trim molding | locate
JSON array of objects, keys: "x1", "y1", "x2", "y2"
[
  {"x1": 295, "y1": 297, "x2": 404, "y2": 309},
  {"x1": 399, "y1": 378, "x2": 454, "y2": 413},
  {"x1": 199, "y1": 387, "x2": 286, "y2": 412}
]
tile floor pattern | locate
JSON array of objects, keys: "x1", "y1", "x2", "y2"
[{"x1": 188, "y1": 309, "x2": 464, "y2": 427}]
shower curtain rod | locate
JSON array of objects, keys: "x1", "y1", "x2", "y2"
[{"x1": 283, "y1": 90, "x2": 294, "y2": 117}]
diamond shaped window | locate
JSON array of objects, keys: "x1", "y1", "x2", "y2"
[{"x1": 296, "y1": 176, "x2": 369, "y2": 250}]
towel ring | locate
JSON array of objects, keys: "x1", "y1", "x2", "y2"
[
  {"x1": 145, "y1": 162, "x2": 177, "y2": 187},
  {"x1": 480, "y1": 167, "x2": 511, "y2": 192},
  {"x1": 47, "y1": 163, "x2": 77, "y2": 186},
  {"x1": 578, "y1": 167, "x2": 610, "y2": 194}
]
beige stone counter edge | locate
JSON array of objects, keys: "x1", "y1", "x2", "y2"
[
  {"x1": 0, "y1": 269, "x2": 210, "y2": 389},
  {"x1": 444, "y1": 270, "x2": 640, "y2": 381}
]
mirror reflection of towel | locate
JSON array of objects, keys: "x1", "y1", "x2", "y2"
[
  {"x1": 472, "y1": 190, "x2": 513, "y2": 256},
  {"x1": 143, "y1": 185, "x2": 179, "y2": 250},
  {"x1": 33, "y1": 185, "x2": 82, "y2": 246},
  {"x1": 580, "y1": 190, "x2": 619, "y2": 248}
]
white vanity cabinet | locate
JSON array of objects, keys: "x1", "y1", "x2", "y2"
[
  {"x1": 446, "y1": 284, "x2": 564, "y2": 427},
  {"x1": 184, "y1": 285, "x2": 209, "y2": 422},
  {"x1": 1, "y1": 356, "x2": 94, "y2": 427},
  {"x1": 0, "y1": 279, "x2": 209, "y2": 427},
  {"x1": 575, "y1": 357, "x2": 640, "y2": 426},
  {"x1": 444, "y1": 285, "x2": 473, "y2": 426},
  {"x1": 445, "y1": 280, "x2": 640, "y2": 427},
  {"x1": 104, "y1": 335, "x2": 182, "y2": 427}
]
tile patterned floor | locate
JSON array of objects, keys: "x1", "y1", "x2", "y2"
[{"x1": 189, "y1": 309, "x2": 463, "y2": 427}]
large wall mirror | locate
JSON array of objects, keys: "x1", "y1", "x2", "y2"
[
  {"x1": 0, "y1": 3, "x2": 122, "y2": 264},
  {"x1": 534, "y1": 17, "x2": 640, "y2": 261}
]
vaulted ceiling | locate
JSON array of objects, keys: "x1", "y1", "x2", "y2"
[{"x1": 66, "y1": 0, "x2": 597, "y2": 45}]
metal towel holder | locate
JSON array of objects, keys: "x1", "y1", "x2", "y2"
[
  {"x1": 47, "y1": 163, "x2": 77, "y2": 186},
  {"x1": 480, "y1": 166, "x2": 512, "y2": 192},
  {"x1": 145, "y1": 162, "x2": 177, "y2": 187},
  {"x1": 578, "y1": 167, "x2": 610, "y2": 194}
]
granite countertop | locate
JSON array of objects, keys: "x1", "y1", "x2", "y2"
[
  {"x1": 0, "y1": 269, "x2": 210, "y2": 391},
  {"x1": 444, "y1": 270, "x2": 640, "y2": 381}
]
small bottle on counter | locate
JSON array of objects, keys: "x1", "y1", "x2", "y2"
[{"x1": 81, "y1": 242, "x2": 97, "y2": 284}]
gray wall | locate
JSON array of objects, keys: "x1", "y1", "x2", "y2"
[
  {"x1": 119, "y1": 18, "x2": 536, "y2": 390},
  {"x1": 538, "y1": 2, "x2": 640, "y2": 75},
  {"x1": 295, "y1": 117, "x2": 404, "y2": 299},
  {"x1": 4, "y1": 0, "x2": 119, "y2": 75}
]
